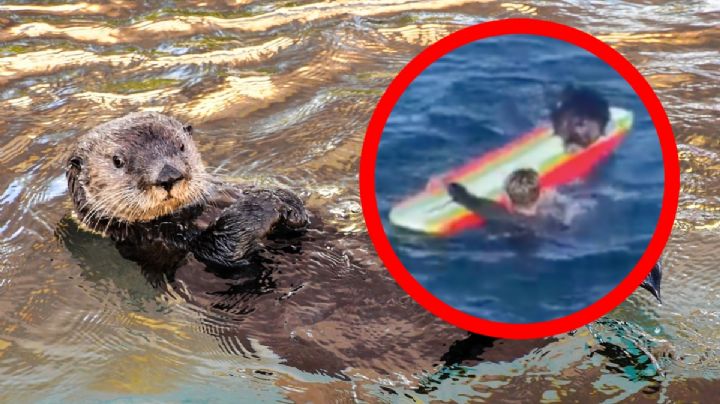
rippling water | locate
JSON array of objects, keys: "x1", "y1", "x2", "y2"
[
  {"x1": 1, "y1": 0, "x2": 719, "y2": 401},
  {"x1": 376, "y1": 34, "x2": 663, "y2": 324}
]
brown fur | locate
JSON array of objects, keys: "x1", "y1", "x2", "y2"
[
  {"x1": 66, "y1": 112, "x2": 308, "y2": 266},
  {"x1": 67, "y1": 112, "x2": 210, "y2": 229},
  {"x1": 62, "y1": 112, "x2": 562, "y2": 380}
]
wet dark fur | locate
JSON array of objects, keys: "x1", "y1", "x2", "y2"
[
  {"x1": 65, "y1": 112, "x2": 542, "y2": 378},
  {"x1": 63, "y1": 112, "x2": 661, "y2": 381},
  {"x1": 66, "y1": 112, "x2": 309, "y2": 269},
  {"x1": 551, "y1": 85, "x2": 611, "y2": 149},
  {"x1": 59, "y1": 209, "x2": 556, "y2": 379}
]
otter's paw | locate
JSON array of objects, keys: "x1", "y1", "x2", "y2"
[
  {"x1": 270, "y1": 188, "x2": 309, "y2": 231},
  {"x1": 193, "y1": 200, "x2": 280, "y2": 267}
]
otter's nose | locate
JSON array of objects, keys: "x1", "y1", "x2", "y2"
[{"x1": 156, "y1": 164, "x2": 184, "y2": 191}]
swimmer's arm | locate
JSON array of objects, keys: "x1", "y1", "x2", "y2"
[
  {"x1": 446, "y1": 183, "x2": 515, "y2": 222},
  {"x1": 191, "y1": 188, "x2": 309, "y2": 268}
]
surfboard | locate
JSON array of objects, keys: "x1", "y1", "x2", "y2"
[{"x1": 388, "y1": 107, "x2": 634, "y2": 235}]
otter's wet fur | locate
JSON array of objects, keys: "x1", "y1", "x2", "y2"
[
  {"x1": 62, "y1": 112, "x2": 662, "y2": 381},
  {"x1": 551, "y1": 85, "x2": 611, "y2": 149},
  {"x1": 64, "y1": 112, "x2": 526, "y2": 378},
  {"x1": 66, "y1": 112, "x2": 309, "y2": 269}
]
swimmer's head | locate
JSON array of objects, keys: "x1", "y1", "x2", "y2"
[{"x1": 505, "y1": 168, "x2": 540, "y2": 210}]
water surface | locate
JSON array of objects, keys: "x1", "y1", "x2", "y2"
[{"x1": 1, "y1": 0, "x2": 719, "y2": 401}]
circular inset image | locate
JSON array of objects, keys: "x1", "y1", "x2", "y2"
[{"x1": 360, "y1": 20, "x2": 678, "y2": 338}]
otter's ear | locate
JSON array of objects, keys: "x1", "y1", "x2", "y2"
[
  {"x1": 69, "y1": 156, "x2": 83, "y2": 170},
  {"x1": 183, "y1": 125, "x2": 193, "y2": 136}
]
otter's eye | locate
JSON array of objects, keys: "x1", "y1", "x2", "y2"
[
  {"x1": 183, "y1": 125, "x2": 192, "y2": 135},
  {"x1": 180, "y1": 144, "x2": 185, "y2": 152},
  {"x1": 112, "y1": 155, "x2": 125, "y2": 169}
]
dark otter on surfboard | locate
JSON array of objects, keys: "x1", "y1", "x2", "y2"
[
  {"x1": 425, "y1": 85, "x2": 613, "y2": 194},
  {"x1": 438, "y1": 84, "x2": 614, "y2": 228},
  {"x1": 551, "y1": 85, "x2": 611, "y2": 152}
]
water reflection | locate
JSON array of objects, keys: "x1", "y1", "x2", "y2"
[{"x1": 0, "y1": 0, "x2": 718, "y2": 401}]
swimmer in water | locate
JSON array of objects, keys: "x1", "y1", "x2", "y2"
[
  {"x1": 447, "y1": 168, "x2": 567, "y2": 233},
  {"x1": 448, "y1": 170, "x2": 665, "y2": 303}
]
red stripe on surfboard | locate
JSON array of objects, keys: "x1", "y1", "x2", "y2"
[
  {"x1": 397, "y1": 126, "x2": 550, "y2": 208},
  {"x1": 541, "y1": 132, "x2": 624, "y2": 187},
  {"x1": 437, "y1": 126, "x2": 550, "y2": 184},
  {"x1": 437, "y1": 131, "x2": 628, "y2": 235}
]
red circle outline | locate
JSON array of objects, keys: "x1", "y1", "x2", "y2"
[{"x1": 359, "y1": 19, "x2": 679, "y2": 339}]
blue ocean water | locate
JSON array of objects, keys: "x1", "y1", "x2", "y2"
[{"x1": 375, "y1": 35, "x2": 664, "y2": 324}]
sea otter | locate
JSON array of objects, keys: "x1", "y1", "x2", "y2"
[
  {"x1": 63, "y1": 112, "x2": 663, "y2": 381},
  {"x1": 551, "y1": 85, "x2": 611, "y2": 151},
  {"x1": 66, "y1": 112, "x2": 309, "y2": 270},
  {"x1": 62, "y1": 111, "x2": 498, "y2": 378}
]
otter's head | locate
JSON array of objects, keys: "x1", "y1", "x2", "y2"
[
  {"x1": 66, "y1": 112, "x2": 209, "y2": 226},
  {"x1": 551, "y1": 86, "x2": 610, "y2": 148}
]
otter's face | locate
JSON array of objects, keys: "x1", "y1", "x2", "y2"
[
  {"x1": 67, "y1": 112, "x2": 210, "y2": 225},
  {"x1": 551, "y1": 86, "x2": 610, "y2": 149},
  {"x1": 557, "y1": 114, "x2": 603, "y2": 147}
]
